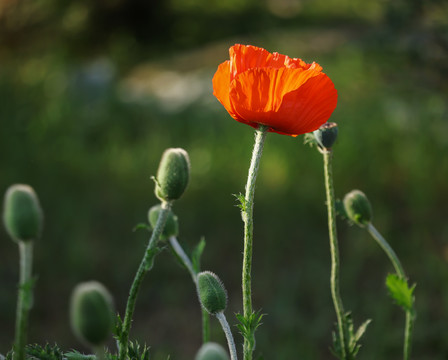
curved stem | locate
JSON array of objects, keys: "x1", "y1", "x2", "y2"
[
  {"x1": 216, "y1": 312, "x2": 238, "y2": 360},
  {"x1": 118, "y1": 201, "x2": 172, "y2": 360},
  {"x1": 367, "y1": 223, "x2": 414, "y2": 360},
  {"x1": 168, "y1": 236, "x2": 210, "y2": 343},
  {"x1": 14, "y1": 241, "x2": 34, "y2": 360},
  {"x1": 323, "y1": 150, "x2": 347, "y2": 359},
  {"x1": 366, "y1": 223, "x2": 405, "y2": 278},
  {"x1": 241, "y1": 126, "x2": 268, "y2": 360}
]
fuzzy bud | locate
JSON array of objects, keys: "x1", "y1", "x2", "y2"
[
  {"x1": 197, "y1": 271, "x2": 227, "y2": 315},
  {"x1": 155, "y1": 148, "x2": 190, "y2": 202},
  {"x1": 195, "y1": 342, "x2": 230, "y2": 360},
  {"x1": 148, "y1": 204, "x2": 179, "y2": 240},
  {"x1": 70, "y1": 281, "x2": 115, "y2": 347},
  {"x1": 343, "y1": 190, "x2": 373, "y2": 227},
  {"x1": 314, "y1": 122, "x2": 338, "y2": 149},
  {"x1": 3, "y1": 184, "x2": 43, "y2": 242}
]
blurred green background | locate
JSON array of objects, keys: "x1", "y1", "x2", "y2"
[{"x1": 1, "y1": 0, "x2": 447, "y2": 359}]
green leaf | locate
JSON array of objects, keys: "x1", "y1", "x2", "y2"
[
  {"x1": 234, "y1": 193, "x2": 246, "y2": 212},
  {"x1": 191, "y1": 237, "x2": 206, "y2": 274},
  {"x1": 386, "y1": 274, "x2": 416, "y2": 312},
  {"x1": 26, "y1": 344, "x2": 64, "y2": 360},
  {"x1": 64, "y1": 351, "x2": 95, "y2": 360},
  {"x1": 236, "y1": 310, "x2": 264, "y2": 352},
  {"x1": 133, "y1": 223, "x2": 151, "y2": 232}
]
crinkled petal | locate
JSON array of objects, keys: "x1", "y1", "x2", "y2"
[
  {"x1": 229, "y1": 44, "x2": 320, "y2": 81},
  {"x1": 212, "y1": 60, "x2": 239, "y2": 119},
  {"x1": 228, "y1": 66, "x2": 332, "y2": 135}
]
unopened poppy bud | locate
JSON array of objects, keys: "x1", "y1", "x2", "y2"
[
  {"x1": 197, "y1": 271, "x2": 228, "y2": 315},
  {"x1": 314, "y1": 122, "x2": 338, "y2": 149},
  {"x1": 3, "y1": 184, "x2": 43, "y2": 242},
  {"x1": 70, "y1": 281, "x2": 115, "y2": 347},
  {"x1": 195, "y1": 342, "x2": 230, "y2": 360},
  {"x1": 343, "y1": 190, "x2": 373, "y2": 227},
  {"x1": 155, "y1": 148, "x2": 190, "y2": 202},
  {"x1": 148, "y1": 204, "x2": 179, "y2": 240}
]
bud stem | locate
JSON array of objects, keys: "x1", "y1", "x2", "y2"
[
  {"x1": 366, "y1": 223, "x2": 414, "y2": 360},
  {"x1": 14, "y1": 241, "x2": 34, "y2": 360},
  {"x1": 242, "y1": 125, "x2": 268, "y2": 360},
  {"x1": 168, "y1": 236, "x2": 210, "y2": 343},
  {"x1": 216, "y1": 312, "x2": 238, "y2": 360},
  {"x1": 118, "y1": 201, "x2": 172, "y2": 360},
  {"x1": 322, "y1": 149, "x2": 347, "y2": 359}
]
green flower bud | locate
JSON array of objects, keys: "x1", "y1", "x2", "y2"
[
  {"x1": 197, "y1": 271, "x2": 228, "y2": 315},
  {"x1": 314, "y1": 122, "x2": 338, "y2": 149},
  {"x1": 343, "y1": 190, "x2": 373, "y2": 227},
  {"x1": 70, "y1": 281, "x2": 115, "y2": 347},
  {"x1": 148, "y1": 204, "x2": 179, "y2": 240},
  {"x1": 195, "y1": 342, "x2": 230, "y2": 360},
  {"x1": 3, "y1": 184, "x2": 43, "y2": 242},
  {"x1": 155, "y1": 148, "x2": 190, "y2": 202}
]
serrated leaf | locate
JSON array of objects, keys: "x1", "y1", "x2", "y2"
[
  {"x1": 191, "y1": 237, "x2": 206, "y2": 274},
  {"x1": 386, "y1": 274, "x2": 415, "y2": 312},
  {"x1": 234, "y1": 193, "x2": 246, "y2": 212},
  {"x1": 26, "y1": 344, "x2": 64, "y2": 360}
]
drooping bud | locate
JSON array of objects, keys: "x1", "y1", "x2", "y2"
[
  {"x1": 343, "y1": 190, "x2": 373, "y2": 227},
  {"x1": 314, "y1": 122, "x2": 338, "y2": 149},
  {"x1": 154, "y1": 148, "x2": 190, "y2": 202},
  {"x1": 197, "y1": 271, "x2": 227, "y2": 315},
  {"x1": 3, "y1": 184, "x2": 43, "y2": 242},
  {"x1": 195, "y1": 342, "x2": 230, "y2": 360},
  {"x1": 148, "y1": 204, "x2": 179, "y2": 240},
  {"x1": 70, "y1": 281, "x2": 115, "y2": 347}
]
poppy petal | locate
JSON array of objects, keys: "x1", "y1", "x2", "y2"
[
  {"x1": 229, "y1": 66, "x2": 328, "y2": 134},
  {"x1": 212, "y1": 60, "x2": 239, "y2": 119}
]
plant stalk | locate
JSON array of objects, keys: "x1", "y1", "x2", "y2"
[
  {"x1": 367, "y1": 223, "x2": 415, "y2": 360},
  {"x1": 118, "y1": 201, "x2": 172, "y2": 360},
  {"x1": 323, "y1": 149, "x2": 347, "y2": 359},
  {"x1": 14, "y1": 241, "x2": 34, "y2": 360},
  {"x1": 216, "y1": 312, "x2": 238, "y2": 360},
  {"x1": 241, "y1": 125, "x2": 268, "y2": 360}
]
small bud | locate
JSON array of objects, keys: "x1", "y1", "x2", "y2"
[
  {"x1": 70, "y1": 281, "x2": 115, "y2": 347},
  {"x1": 343, "y1": 190, "x2": 373, "y2": 227},
  {"x1": 195, "y1": 342, "x2": 230, "y2": 360},
  {"x1": 197, "y1": 271, "x2": 227, "y2": 315},
  {"x1": 155, "y1": 148, "x2": 190, "y2": 202},
  {"x1": 148, "y1": 204, "x2": 179, "y2": 240},
  {"x1": 3, "y1": 184, "x2": 43, "y2": 242},
  {"x1": 314, "y1": 122, "x2": 338, "y2": 149}
]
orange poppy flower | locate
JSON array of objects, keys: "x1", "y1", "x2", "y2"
[{"x1": 213, "y1": 44, "x2": 338, "y2": 136}]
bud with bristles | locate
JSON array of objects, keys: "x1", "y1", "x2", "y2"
[
  {"x1": 70, "y1": 281, "x2": 115, "y2": 347},
  {"x1": 3, "y1": 184, "x2": 43, "y2": 242},
  {"x1": 195, "y1": 342, "x2": 230, "y2": 360},
  {"x1": 343, "y1": 190, "x2": 373, "y2": 227},
  {"x1": 148, "y1": 204, "x2": 179, "y2": 240},
  {"x1": 155, "y1": 148, "x2": 190, "y2": 202},
  {"x1": 314, "y1": 122, "x2": 338, "y2": 149},
  {"x1": 197, "y1": 271, "x2": 228, "y2": 315}
]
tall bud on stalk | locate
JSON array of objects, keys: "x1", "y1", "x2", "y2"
[
  {"x1": 148, "y1": 204, "x2": 179, "y2": 240},
  {"x1": 314, "y1": 122, "x2": 338, "y2": 149},
  {"x1": 195, "y1": 342, "x2": 230, "y2": 360},
  {"x1": 70, "y1": 281, "x2": 115, "y2": 347},
  {"x1": 155, "y1": 148, "x2": 190, "y2": 202},
  {"x1": 3, "y1": 184, "x2": 43, "y2": 242},
  {"x1": 343, "y1": 190, "x2": 373, "y2": 227},
  {"x1": 197, "y1": 271, "x2": 228, "y2": 315}
]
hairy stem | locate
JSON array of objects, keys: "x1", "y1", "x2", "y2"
[
  {"x1": 14, "y1": 241, "x2": 34, "y2": 360},
  {"x1": 168, "y1": 236, "x2": 210, "y2": 343},
  {"x1": 241, "y1": 126, "x2": 268, "y2": 360},
  {"x1": 119, "y1": 201, "x2": 172, "y2": 360},
  {"x1": 323, "y1": 150, "x2": 347, "y2": 359},
  {"x1": 367, "y1": 223, "x2": 415, "y2": 360},
  {"x1": 216, "y1": 312, "x2": 238, "y2": 360}
]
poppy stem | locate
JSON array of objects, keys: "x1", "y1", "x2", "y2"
[
  {"x1": 118, "y1": 201, "x2": 172, "y2": 360},
  {"x1": 14, "y1": 241, "x2": 34, "y2": 360},
  {"x1": 241, "y1": 125, "x2": 268, "y2": 360},
  {"x1": 322, "y1": 149, "x2": 347, "y2": 359},
  {"x1": 366, "y1": 224, "x2": 415, "y2": 360}
]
